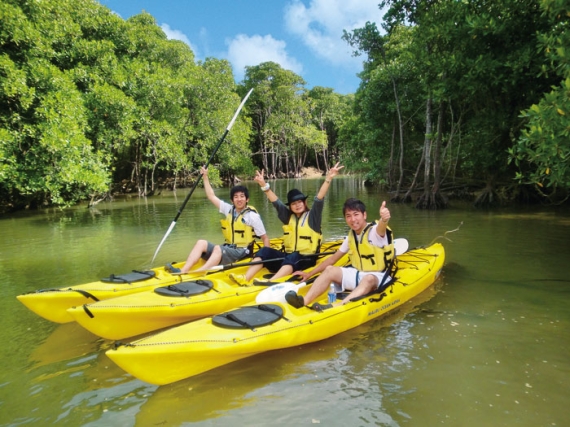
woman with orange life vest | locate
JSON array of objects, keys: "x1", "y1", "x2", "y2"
[
  {"x1": 285, "y1": 197, "x2": 394, "y2": 308},
  {"x1": 229, "y1": 162, "x2": 344, "y2": 284},
  {"x1": 165, "y1": 166, "x2": 270, "y2": 275}
]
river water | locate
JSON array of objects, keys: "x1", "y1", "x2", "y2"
[{"x1": 1, "y1": 177, "x2": 569, "y2": 426}]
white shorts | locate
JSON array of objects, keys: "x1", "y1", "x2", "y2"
[{"x1": 333, "y1": 267, "x2": 390, "y2": 292}]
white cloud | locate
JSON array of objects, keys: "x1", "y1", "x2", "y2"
[
  {"x1": 160, "y1": 23, "x2": 198, "y2": 55},
  {"x1": 284, "y1": 0, "x2": 383, "y2": 67},
  {"x1": 198, "y1": 27, "x2": 209, "y2": 58},
  {"x1": 226, "y1": 34, "x2": 303, "y2": 81}
]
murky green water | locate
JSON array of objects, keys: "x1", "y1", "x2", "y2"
[{"x1": 1, "y1": 177, "x2": 569, "y2": 426}]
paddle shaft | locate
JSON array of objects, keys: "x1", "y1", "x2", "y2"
[
  {"x1": 173, "y1": 130, "x2": 226, "y2": 222},
  {"x1": 196, "y1": 250, "x2": 338, "y2": 275},
  {"x1": 151, "y1": 89, "x2": 254, "y2": 263}
]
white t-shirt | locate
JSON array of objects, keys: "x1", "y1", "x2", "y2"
[{"x1": 219, "y1": 200, "x2": 267, "y2": 237}]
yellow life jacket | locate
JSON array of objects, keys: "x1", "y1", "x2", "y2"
[
  {"x1": 220, "y1": 205, "x2": 258, "y2": 247},
  {"x1": 348, "y1": 222, "x2": 394, "y2": 272},
  {"x1": 282, "y1": 211, "x2": 322, "y2": 255}
]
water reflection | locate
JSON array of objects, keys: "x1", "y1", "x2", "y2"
[
  {"x1": 28, "y1": 323, "x2": 100, "y2": 369},
  {"x1": 135, "y1": 339, "x2": 343, "y2": 424},
  {"x1": 2, "y1": 178, "x2": 570, "y2": 426}
]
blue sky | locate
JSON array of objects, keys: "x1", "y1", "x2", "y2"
[{"x1": 99, "y1": 0, "x2": 385, "y2": 94}]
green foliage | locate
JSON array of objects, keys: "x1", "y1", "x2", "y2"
[
  {"x1": 0, "y1": 0, "x2": 259, "y2": 210},
  {"x1": 239, "y1": 62, "x2": 337, "y2": 176},
  {"x1": 509, "y1": 0, "x2": 570, "y2": 201},
  {"x1": 343, "y1": 0, "x2": 558, "y2": 199}
]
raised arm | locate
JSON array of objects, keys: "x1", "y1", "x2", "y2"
[
  {"x1": 316, "y1": 162, "x2": 344, "y2": 200},
  {"x1": 202, "y1": 166, "x2": 221, "y2": 209},
  {"x1": 254, "y1": 169, "x2": 278, "y2": 202},
  {"x1": 376, "y1": 201, "x2": 390, "y2": 237}
]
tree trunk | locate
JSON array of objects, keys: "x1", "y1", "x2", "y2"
[
  {"x1": 416, "y1": 96, "x2": 434, "y2": 209},
  {"x1": 322, "y1": 146, "x2": 329, "y2": 171},
  {"x1": 417, "y1": 98, "x2": 448, "y2": 209},
  {"x1": 401, "y1": 148, "x2": 424, "y2": 203},
  {"x1": 261, "y1": 140, "x2": 268, "y2": 174},
  {"x1": 379, "y1": 44, "x2": 405, "y2": 201},
  {"x1": 427, "y1": 99, "x2": 448, "y2": 209},
  {"x1": 314, "y1": 147, "x2": 320, "y2": 171},
  {"x1": 388, "y1": 119, "x2": 396, "y2": 188}
]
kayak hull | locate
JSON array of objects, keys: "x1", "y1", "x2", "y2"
[
  {"x1": 67, "y1": 269, "x2": 268, "y2": 339},
  {"x1": 16, "y1": 265, "x2": 187, "y2": 323},
  {"x1": 68, "y1": 240, "x2": 345, "y2": 339},
  {"x1": 16, "y1": 239, "x2": 285, "y2": 323},
  {"x1": 106, "y1": 243, "x2": 445, "y2": 385}
]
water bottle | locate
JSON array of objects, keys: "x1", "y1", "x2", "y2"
[{"x1": 328, "y1": 283, "x2": 336, "y2": 303}]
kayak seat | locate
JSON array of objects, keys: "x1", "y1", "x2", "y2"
[
  {"x1": 154, "y1": 280, "x2": 214, "y2": 297},
  {"x1": 212, "y1": 304, "x2": 286, "y2": 330},
  {"x1": 101, "y1": 270, "x2": 156, "y2": 284}
]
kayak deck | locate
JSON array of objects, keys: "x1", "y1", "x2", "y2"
[
  {"x1": 16, "y1": 263, "x2": 189, "y2": 323},
  {"x1": 16, "y1": 239, "x2": 285, "y2": 323},
  {"x1": 106, "y1": 243, "x2": 445, "y2": 385},
  {"x1": 67, "y1": 240, "x2": 345, "y2": 339}
]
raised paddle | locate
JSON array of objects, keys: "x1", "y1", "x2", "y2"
[
  {"x1": 151, "y1": 88, "x2": 254, "y2": 264},
  {"x1": 255, "y1": 238, "x2": 410, "y2": 304}
]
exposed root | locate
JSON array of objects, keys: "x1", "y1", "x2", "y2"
[{"x1": 416, "y1": 190, "x2": 448, "y2": 209}]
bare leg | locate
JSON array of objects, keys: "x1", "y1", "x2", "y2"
[
  {"x1": 340, "y1": 274, "x2": 379, "y2": 304},
  {"x1": 303, "y1": 265, "x2": 344, "y2": 305},
  {"x1": 195, "y1": 245, "x2": 223, "y2": 271},
  {"x1": 180, "y1": 240, "x2": 210, "y2": 274},
  {"x1": 268, "y1": 264, "x2": 294, "y2": 280},
  {"x1": 244, "y1": 259, "x2": 263, "y2": 281}
]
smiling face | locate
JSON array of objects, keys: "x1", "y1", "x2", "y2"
[
  {"x1": 344, "y1": 208, "x2": 368, "y2": 233},
  {"x1": 289, "y1": 199, "x2": 307, "y2": 216},
  {"x1": 231, "y1": 192, "x2": 249, "y2": 211}
]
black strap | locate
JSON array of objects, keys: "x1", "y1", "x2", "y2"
[
  {"x1": 223, "y1": 313, "x2": 255, "y2": 331},
  {"x1": 165, "y1": 285, "x2": 189, "y2": 295},
  {"x1": 349, "y1": 257, "x2": 398, "y2": 303},
  {"x1": 108, "y1": 270, "x2": 154, "y2": 283},
  {"x1": 195, "y1": 280, "x2": 210, "y2": 288},
  {"x1": 258, "y1": 304, "x2": 290, "y2": 322},
  {"x1": 107, "y1": 273, "x2": 126, "y2": 283},
  {"x1": 82, "y1": 304, "x2": 94, "y2": 318},
  {"x1": 132, "y1": 270, "x2": 154, "y2": 278},
  {"x1": 73, "y1": 289, "x2": 100, "y2": 302},
  {"x1": 361, "y1": 254, "x2": 376, "y2": 266},
  {"x1": 367, "y1": 258, "x2": 398, "y2": 302}
]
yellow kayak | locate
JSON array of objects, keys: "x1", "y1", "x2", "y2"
[
  {"x1": 16, "y1": 239, "x2": 282, "y2": 323},
  {"x1": 67, "y1": 240, "x2": 344, "y2": 339},
  {"x1": 106, "y1": 243, "x2": 445, "y2": 385}
]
